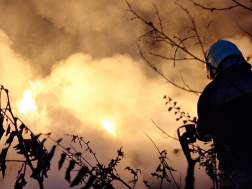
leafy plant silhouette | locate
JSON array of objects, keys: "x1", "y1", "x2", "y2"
[
  {"x1": 58, "y1": 134, "x2": 141, "y2": 189},
  {"x1": 0, "y1": 85, "x2": 52, "y2": 189},
  {"x1": 144, "y1": 134, "x2": 179, "y2": 189},
  {"x1": 0, "y1": 85, "x2": 144, "y2": 189},
  {"x1": 0, "y1": 85, "x2": 176, "y2": 189},
  {"x1": 0, "y1": 84, "x2": 219, "y2": 189},
  {"x1": 163, "y1": 95, "x2": 218, "y2": 189}
]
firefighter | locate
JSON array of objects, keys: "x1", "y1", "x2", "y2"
[{"x1": 197, "y1": 39, "x2": 252, "y2": 188}]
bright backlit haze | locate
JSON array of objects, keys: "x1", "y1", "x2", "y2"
[
  {"x1": 0, "y1": 0, "x2": 251, "y2": 188},
  {"x1": 103, "y1": 120, "x2": 115, "y2": 134}
]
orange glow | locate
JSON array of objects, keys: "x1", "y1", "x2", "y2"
[
  {"x1": 102, "y1": 120, "x2": 115, "y2": 134},
  {"x1": 19, "y1": 81, "x2": 42, "y2": 114},
  {"x1": 19, "y1": 90, "x2": 37, "y2": 113}
]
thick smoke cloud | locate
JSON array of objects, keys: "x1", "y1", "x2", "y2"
[{"x1": 0, "y1": 0, "x2": 252, "y2": 188}]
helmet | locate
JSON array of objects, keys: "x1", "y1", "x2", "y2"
[{"x1": 205, "y1": 40, "x2": 244, "y2": 79}]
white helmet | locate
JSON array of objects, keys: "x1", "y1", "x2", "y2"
[{"x1": 205, "y1": 40, "x2": 244, "y2": 79}]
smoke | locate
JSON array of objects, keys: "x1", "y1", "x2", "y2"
[{"x1": 0, "y1": 0, "x2": 251, "y2": 188}]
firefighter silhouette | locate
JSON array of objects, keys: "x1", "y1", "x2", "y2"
[{"x1": 197, "y1": 40, "x2": 252, "y2": 188}]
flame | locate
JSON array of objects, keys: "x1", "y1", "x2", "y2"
[
  {"x1": 19, "y1": 81, "x2": 42, "y2": 114},
  {"x1": 102, "y1": 120, "x2": 115, "y2": 134},
  {"x1": 19, "y1": 90, "x2": 37, "y2": 113}
]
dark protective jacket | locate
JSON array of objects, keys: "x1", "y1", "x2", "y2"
[{"x1": 197, "y1": 61, "x2": 252, "y2": 169}]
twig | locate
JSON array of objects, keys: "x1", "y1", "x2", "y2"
[
  {"x1": 179, "y1": 70, "x2": 200, "y2": 96},
  {"x1": 152, "y1": 3, "x2": 164, "y2": 33},
  {"x1": 149, "y1": 52, "x2": 195, "y2": 61},
  {"x1": 139, "y1": 45, "x2": 202, "y2": 94},
  {"x1": 151, "y1": 119, "x2": 179, "y2": 141},
  {"x1": 175, "y1": 2, "x2": 205, "y2": 57},
  {"x1": 144, "y1": 133, "x2": 180, "y2": 189},
  {"x1": 190, "y1": 0, "x2": 239, "y2": 11},
  {"x1": 125, "y1": 0, "x2": 206, "y2": 64},
  {"x1": 231, "y1": 0, "x2": 252, "y2": 12}
]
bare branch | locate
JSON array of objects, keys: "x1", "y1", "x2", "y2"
[
  {"x1": 139, "y1": 45, "x2": 202, "y2": 94},
  {"x1": 237, "y1": 22, "x2": 252, "y2": 37},
  {"x1": 232, "y1": 0, "x2": 252, "y2": 12},
  {"x1": 149, "y1": 52, "x2": 195, "y2": 61},
  {"x1": 126, "y1": 0, "x2": 205, "y2": 64},
  {"x1": 179, "y1": 70, "x2": 200, "y2": 96},
  {"x1": 175, "y1": 2, "x2": 205, "y2": 58},
  {"x1": 152, "y1": 3, "x2": 164, "y2": 33},
  {"x1": 151, "y1": 119, "x2": 179, "y2": 141},
  {"x1": 190, "y1": 0, "x2": 239, "y2": 11},
  {"x1": 191, "y1": 0, "x2": 252, "y2": 12},
  {"x1": 173, "y1": 36, "x2": 198, "y2": 67},
  {"x1": 144, "y1": 133, "x2": 180, "y2": 189}
]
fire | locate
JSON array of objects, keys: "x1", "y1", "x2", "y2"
[
  {"x1": 19, "y1": 90, "x2": 37, "y2": 113},
  {"x1": 102, "y1": 120, "x2": 115, "y2": 134},
  {"x1": 19, "y1": 81, "x2": 42, "y2": 114}
]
